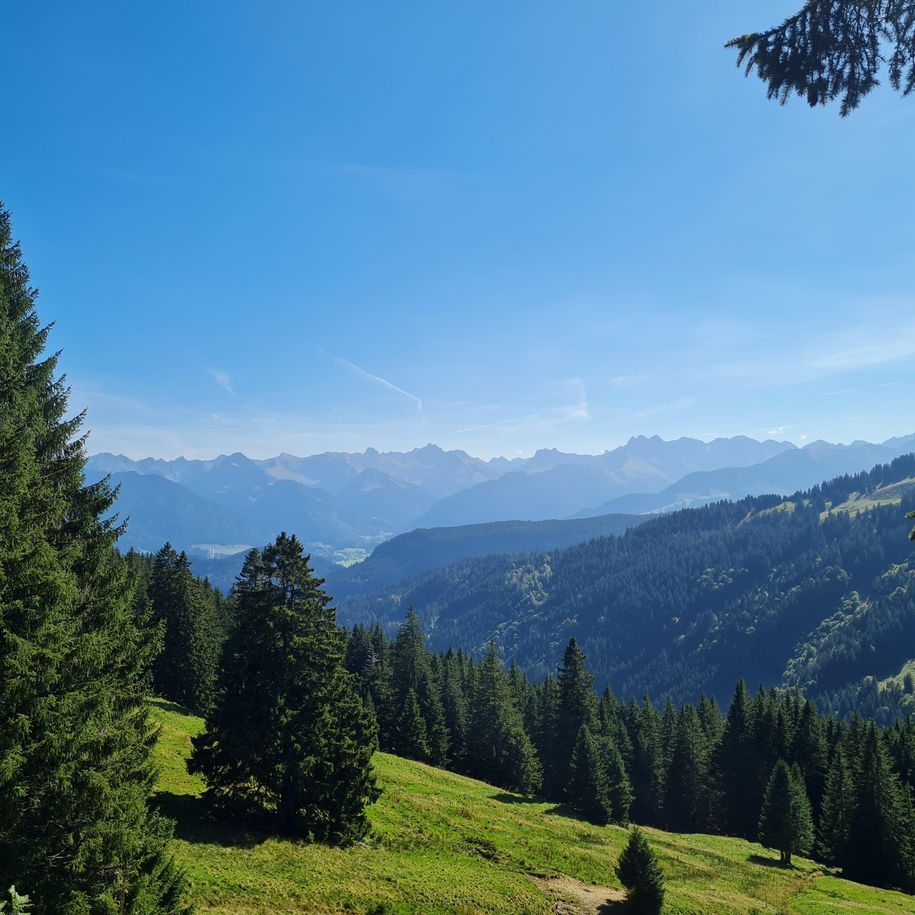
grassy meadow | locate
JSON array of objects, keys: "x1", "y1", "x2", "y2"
[{"x1": 150, "y1": 700, "x2": 913, "y2": 914}]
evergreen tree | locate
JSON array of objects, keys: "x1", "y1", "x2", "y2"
[
  {"x1": 715, "y1": 680, "x2": 760, "y2": 838},
  {"x1": 626, "y1": 697, "x2": 664, "y2": 826},
  {"x1": 569, "y1": 725, "x2": 613, "y2": 825},
  {"x1": 150, "y1": 544, "x2": 220, "y2": 712},
  {"x1": 615, "y1": 826, "x2": 665, "y2": 914},
  {"x1": 664, "y1": 705, "x2": 711, "y2": 832},
  {"x1": 843, "y1": 724, "x2": 909, "y2": 889},
  {"x1": 394, "y1": 688, "x2": 430, "y2": 761},
  {"x1": 548, "y1": 637, "x2": 597, "y2": 797},
  {"x1": 465, "y1": 643, "x2": 541, "y2": 794},
  {"x1": 190, "y1": 533, "x2": 379, "y2": 843},
  {"x1": 0, "y1": 203, "x2": 188, "y2": 912},
  {"x1": 789, "y1": 699, "x2": 827, "y2": 818},
  {"x1": 757, "y1": 760, "x2": 814, "y2": 866},
  {"x1": 602, "y1": 736, "x2": 634, "y2": 826},
  {"x1": 818, "y1": 748, "x2": 852, "y2": 864},
  {"x1": 441, "y1": 652, "x2": 469, "y2": 769},
  {"x1": 387, "y1": 609, "x2": 449, "y2": 764}
]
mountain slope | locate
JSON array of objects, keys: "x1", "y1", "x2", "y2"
[
  {"x1": 333, "y1": 512, "x2": 644, "y2": 599},
  {"x1": 582, "y1": 438, "x2": 915, "y2": 516},
  {"x1": 90, "y1": 471, "x2": 259, "y2": 554},
  {"x1": 415, "y1": 464, "x2": 630, "y2": 527},
  {"x1": 341, "y1": 454, "x2": 915, "y2": 707},
  {"x1": 151, "y1": 701, "x2": 912, "y2": 915}
]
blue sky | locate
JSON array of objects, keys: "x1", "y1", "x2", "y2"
[{"x1": 3, "y1": 1, "x2": 915, "y2": 459}]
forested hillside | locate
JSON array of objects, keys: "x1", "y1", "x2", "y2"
[
  {"x1": 341, "y1": 455, "x2": 915, "y2": 709},
  {"x1": 330, "y1": 512, "x2": 642, "y2": 599}
]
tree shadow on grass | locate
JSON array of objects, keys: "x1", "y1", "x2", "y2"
[
  {"x1": 542, "y1": 803, "x2": 591, "y2": 821},
  {"x1": 152, "y1": 791, "x2": 267, "y2": 849},
  {"x1": 490, "y1": 791, "x2": 544, "y2": 805},
  {"x1": 748, "y1": 852, "x2": 792, "y2": 869}
]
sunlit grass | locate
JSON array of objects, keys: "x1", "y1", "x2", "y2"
[{"x1": 150, "y1": 702, "x2": 914, "y2": 914}]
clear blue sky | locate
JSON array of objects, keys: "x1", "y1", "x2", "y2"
[{"x1": 3, "y1": 1, "x2": 915, "y2": 459}]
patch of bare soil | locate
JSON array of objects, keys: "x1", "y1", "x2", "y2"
[{"x1": 533, "y1": 876, "x2": 627, "y2": 914}]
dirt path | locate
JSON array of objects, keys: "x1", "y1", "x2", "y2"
[{"x1": 533, "y1": 876, "x2": 627, "y2": 914}]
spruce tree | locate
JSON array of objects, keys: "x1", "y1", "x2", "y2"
[
  {"x1": 603, "y1": 737, "x2": 634, "y2": 825},
  {"x1": 466, "y1": 643, "x2": 541, "y2": 794},
  {"x1": 0, "y1": 203, "x2": 188, "y2": 912},
  {"x1": 549, "y1": 637, "x2": 597, "y2": 797},
  {"x1": 394, "y1": 688, "x2": 430, "y2": 761},
  {"x1": 626, "y1": 696, "x2": 664, "y2": 826},
  {"x1": 441, "y1": 652, "x2": 469, "y2": 769},
  {"x1": 386, "y1": 609, "x2": 449, "y2": 764},
  {"x1": 615, "y1": 826, "x2": 665, "y2": 914},
  {"x1": 757, "y1": 760, "x2": 814, "y2": 866},
  {"x1": 790, "y1": 699, "x2": 827, "y2": 819},
  {"x1": 818, "y1": 748, "x2": 852, "y2": 864},
  {"x1": 190, "y1": 533, "x2": 379, "y2": 843},
  {"x1": 664, "y1": 705, "x2": 710, "y2": 832},
  {"x1": 715, "y1": 679, "x2": 760, "y2": 838},
  {"x1": 843, "y1": 724, "x2": 908, "y2": 889},
  {"x1": 569, "y1": 725, "x2": 613, "y2": 825},
  {"x1": 150, "y1": 544, "x2": 220, "y2": 712}
]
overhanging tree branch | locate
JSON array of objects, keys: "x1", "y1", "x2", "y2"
[{"x1": 727, "y1": 1, "x2": 915, "y2": 115}]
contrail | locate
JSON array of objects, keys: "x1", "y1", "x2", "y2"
[{"x1": 320, "y1": 348, "x2": 423, "y2": 414}]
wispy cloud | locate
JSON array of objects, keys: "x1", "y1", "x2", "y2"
[
  {"x1": 207, "y1": 367, "x2": 235, "y2": 395},
  {"x1": 820, "y1": 380, "x2": 905, "y2": 398},
  {"x1": 809, "y1": 324, "x2": 915, "y2": 372},
  {"x1": 320, "y1": 348, "x2": 423, "y2": 414},
  {"x1": 564, "y1": 377, "x2": 590, "y2": 421}
]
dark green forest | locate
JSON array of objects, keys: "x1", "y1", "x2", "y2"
[
  {"x1": 341, "y1": 458, "x2": 915, "y2": 715},
  {"x1": 342, "y1": 613, "x2": 915, "y2": 893}
]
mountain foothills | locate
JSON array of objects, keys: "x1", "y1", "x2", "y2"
[
  {"x1": 341, "y1": 454, "x2": 915, "y2": 722},
  {"x1": 88, "y1": 432, "x2": 915, "y2": 563}
]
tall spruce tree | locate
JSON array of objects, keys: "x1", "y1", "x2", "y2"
[
  {"x1": 715, "y1": 679, "x2": 760, "y2": 838},
  {"x1": 757, "y1": 760, "x2": 814, "y2": 866},
  {"x1": 569, "y1": 725, "x2": 613, "y2": 825},
  {"x1": 843, "y1": 723, "x2": 909, "y2": 889},
  {"x1": 386, "y1": 609, "x2": 449, "y2": 764},
  {"x1": 664, "y1": 705, "x2": 711, "y2": 832},
  {"x1": 0, "y1": 203, "x2": 188, "y2": 912},
  {"x1": 549, "y1": 637, "x2": 597, "y2": 797},
  {"x1": 150, "y1": 544, "x2": 220, "y2": 712},
  {"x1": 626, "y1": 697, "x2": 664, "y2": 825},
  {"x1": 190, "y1": 533, "x2": 379, "y2": 843},
  {"x1": 602, "y1": 736, "x2": 634, "y2": 825},
  {"x1": 466, "y1": 643, "x2": 542, "y2": 794},
  {"x1": 818, "y1": 748, "x2": 852, "y2": 864},
  {"x1": 393, "y1": 688, "x2": 430, "y2": 761}
]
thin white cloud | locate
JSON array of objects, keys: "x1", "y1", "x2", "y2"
[
  {"x1": 820, "y1": 380, "x2": 905, "y2": 397},
  {"x1": 810, "y1": 324, "x2": 915, "y2": 372},
  {"x1": 321, "y1": 348, "x2": 423, "y2": 414},
  {"x1": 206, "y1": 367, "x2": 234, "y2": 395},
  {"x1": 564, "y1": 377, "x2": 591, "y2": 421}
]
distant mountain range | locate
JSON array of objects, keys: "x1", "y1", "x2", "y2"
[{"x1": 87, "y1": 432, "x2": 915, "y2": 564}]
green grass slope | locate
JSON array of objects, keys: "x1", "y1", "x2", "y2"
[{"x1": 150, "y1": 701, "x2": 913, "y2": 914}]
